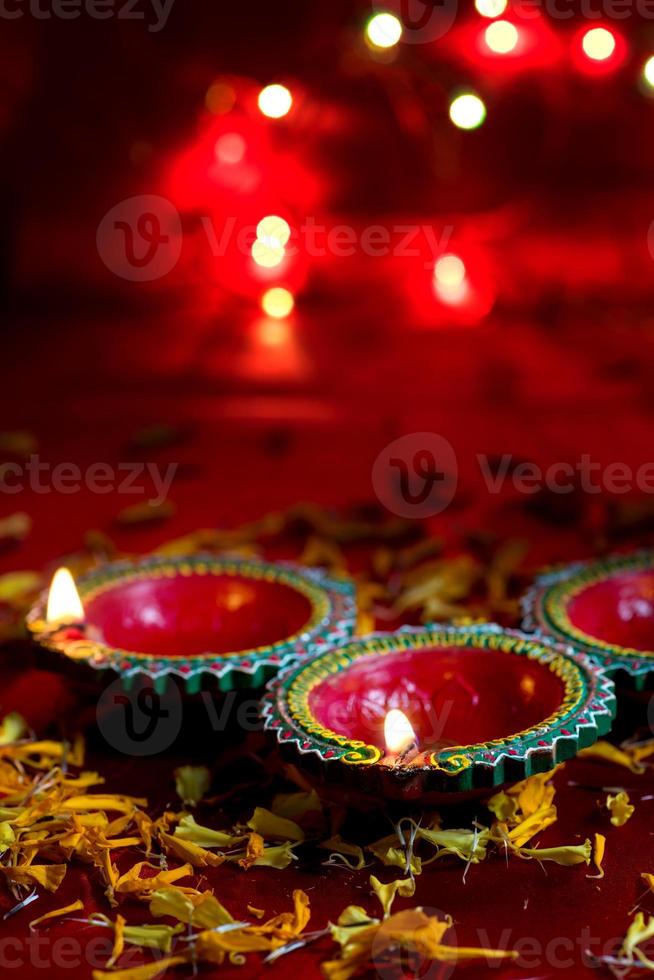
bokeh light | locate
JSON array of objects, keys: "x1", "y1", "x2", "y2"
[
  {"x1": 215, "y1": 133, "x2": 246, "y2": 165},
  {"x1": 257, "y1": 84, "x2": 293, "y2": 119},
  {"x1": 581, "y1": 27, "x2": 616, "y2": 62},
  {"x1": 434, "y1": 254, "x2": 466, "y2": 289},
  {"x1": 644, "y1": 55, "x2": 654, "y2": 88},
  {"x1": 261, "y1": 287, "x2": 295, "y2": 319},
  {"x1": 205, "y1": 81, "x2": 236, "y2": 115},
  {"x1": 475, "y1": 0, "x2": 507, "y2": 17},
  {"x1": 449, "y1": 93, "x2": 487, "y2": 130},
  {"x1": 366, "y1": 12, "x2": 403, "y2": 49},
  {"x1": 256, "y1": 215, "x2": 291, "y2": 248},
  {"x1": 484, "y1": 20, "x2": 519, "y2": 54}
]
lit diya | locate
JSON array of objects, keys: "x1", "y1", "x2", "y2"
[
  {"x1": 522, "y1": 550, "x2": 654, "y2": 689},
  {"x1": 262, "y1": 624, "x2": 615, "y2": 803},
  {"x1": 26, "y1": 555, "x2": 357, "y2": 693}
]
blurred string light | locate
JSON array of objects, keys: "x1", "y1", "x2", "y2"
[
  {"x1": 433, "y1": 254, "x2": 468, "y2": 305},
  {"x1": 252, "y1": 215, "x2": 291, "y2": 269},
  {"x1": 449, "y1": 93, "x2": 486, "y2": 130},
  {"x1": 366, "y1": 11, "x2": 403, "y2": 49},
  {"x1": 261, "y1": 287, "x2": 295, "y2": 318},
  {"x1": 644, "y1": 55, "x2": 654, "y2": 88},
  {"x1": 257, "y1": 84, "x2": 293, "y2": 119},
  {"x1": 484, "y1": 20, "x2": 519, "y2": 54},
  {"x1": 581, "y1": 27, "x2": 616, "y2": 62},
  {"x1": 475, "y1": 0, "x2": 507, "y2": 17}
]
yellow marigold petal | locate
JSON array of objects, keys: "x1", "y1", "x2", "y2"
[
  {"x1": 158, "y1": 830, "x2": 225, "y2": 868},
  {"x1": 174, "y1": 766, "x2": 210, "y2": 807},
  {"x1": 61, "y1": 795, "x2": 147, "y2": 813},
  {"x1": 506, "y1": 805, "x2": 558, "y2": 848},
  {"x1": 579, "y1": 741, "x2": 646, "y2": 774},
  {"x1": 588, "y1": 833, "x2": 606, "y2": 879},
  {"x1": 419, "y1": 827, "x2": 489, "y2": 864},
  {"x1": 92, "y1": 954, "x2": 187, "y2": 980},
  {"x1": 0, "y1": 863, "x2": 67, "y2": 892},
  {"x1": 370, "y1": 875, "x2": 415, "y2": 918},
  {"x1": 320, "y1": 836, "x2": 367, "y2": 870},
  {"x1": 232, "y1": 839, "x2": 296, "y2": 870},
  {"x1": 107, "y1": 913, "x2": 126, "y2": 967},
  {"x1": 122, "y1": 923, "x2": 184, "y2": 954},
  {"x1": 173, "y1": 814, "x2": 244, "y2": 849},
  {"x1": 517, "y1": 840, "x2": 592, "y2": 866},
  {"x1": 487, "y1": 791, "x2": 519, "y2": 823},
  {"x1": 247, "y1": 905, "x2": 265, "y2": 919},
  {"x1": 29, "y1": 899, "x2": 84, "y2": 929},
  {"x1": 149, "y1": 886, "x2": 233, "y2": 928},
  {"x1": 607, "y1": 791, "x2": 634, "y2": 827},
  {"x1": 246, "y1": 806, "x2": 304, "y2": 842},
  {"x1": 0, "y1": 712, "x2": 27, "y2": 745},
  {"x1": 642, "y1": 872, "x2": 654, "y2": 894},
  {"x1": 623, "y1": 911, "x2": 654, "y2": 959},
  {"x1": 271, "y1": 790, "x2": 321, "y2": 821},
  {"x1": 115, "y1": 862, "x2": 193, "y2": 895}
]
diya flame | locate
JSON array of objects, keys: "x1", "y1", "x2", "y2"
[{"x1": 46, "y1": 568, "x2": 85, "y2": 624}]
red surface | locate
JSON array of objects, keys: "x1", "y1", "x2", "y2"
[
  {"x1": 85, "y1": 572, "x2": 313, "y2": 657},
  {"x1": 308, "y1": 647, "x2": 565, "y2": 749},
  {"x1": 568, "y1": 570, "x2": 654, "y2": 652}
]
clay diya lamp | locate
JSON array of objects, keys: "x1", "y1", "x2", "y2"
[
  {"x1": 522, "y1": 550, "x2": 654, "y2": 691},
  {"x1": 261, "y1": 624, "x2": 615, "y2": 805},
  {"x1": 26, "y1": 555, "x2": 357, "y2": 694}
]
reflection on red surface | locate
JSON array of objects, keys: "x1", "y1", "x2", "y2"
[
  {"x1": 85, "y1": 573, "x2": 312, "y2": 657},
  {"x1": 308, "y1": 647, "x2": 564, "y2": 748},
  {"x1": 567, "y1": 571, "x2": 654, "y2": 652}
]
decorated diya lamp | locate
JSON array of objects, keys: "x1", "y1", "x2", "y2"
[
  {"x1": 262, "y1": 624, "x2": 616, "y2": 805},
  {"x1": 26, "y1": 555, "x2": 357, "y2": 694},
  {"x1": 522, "y1": 550, "x2": 654, "y2": 691}
]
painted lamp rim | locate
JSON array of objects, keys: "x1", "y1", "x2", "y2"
[
  {"x1": 261, "y1": 623, "x2": 616, "y2": 796},
  {"x1": 26, "y1": 554, "x2": 357, "y2": 693},
  {"x1": 522, "y1": 549, "x2": 654, "y2": 687}
]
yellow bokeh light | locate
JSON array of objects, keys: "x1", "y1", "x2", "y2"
[
  {"x1": 366, "y1": 12, "x2": 402, "y2": 49},
  {"x1": 258, "y1": 318, "x2": 291, "y2": 347},
  {"x1": 257, "y1": 84, "x2": 293, "y2": 119},
  {"x1": 644, "y1": 55, "x2": 654, "y2": 87},
  {"x1": 475, "y1": 0, "x2": 507, "y2": 17},
  {"x1": 261, "y1": 287, "x2": 295, "y2": 319},
  {"x1": 449, "y1": 93, "x2": 486, "y2": 130},
  {"x1": 582, "y1": 27, "x2": 616, "y2": 62},
  {"x1": 484, "y1": 20, "x2": 519, "y2": 54},
  {"x1": 434, "y1": 254, "x2": 466, "y2": 289},
  {"x1": 256, "y1": 215, "x2": 291, "y2": 248},
  {"x1": 251, "y1": 241, "x2": 285, "y2": 269}
]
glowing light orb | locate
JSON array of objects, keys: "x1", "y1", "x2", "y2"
[
  {"x1": 643, "y1": 55, "x2": 654, "y2": 87},
  {"x1": 258, "y1": 318, "x2": 291, "y2": 347},
  {"x1": 257, "y1": 84, "x2": 293, "y2": 119},
  {"x1": 484, "y1": 20, "x2": 519, "y2": 54},
  {"x1": 582, "y1": 27, "x2": 616, "y2": 62},
  {"x1": 251, "y1": 241, "x2": 285, "y2": 269},
  {"x1": 475, "y1": 0, "x2": 507, "y2": 17},
  {"x1": 215, "y1": 133, "x2": 246, "y2": 165},
  {"x1": 366, "y1": 12, "x2": 402, "y2": 49},
  {"x1": 434, "y1": 254, "x2": 466, "y2": 289},
  {"x1": 256, "y1": 215, "x2": 291, "y2": 248},
  {"x1": 449, "y1": 93, "x2": 486, "y2": 130},
  {"x1": 261, "y1": 287, "x2": 295, "y2": 319}
]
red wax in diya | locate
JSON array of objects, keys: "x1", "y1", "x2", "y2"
[
  {"x1": 523, "y1": 549, "x2": 654, "y2": 690},
  {"x1": 262, "y1": 624, "x2": 616, "y2": 805},
  {"x1": 26, "y1": 555, "x2": 357, "y2": 694}
]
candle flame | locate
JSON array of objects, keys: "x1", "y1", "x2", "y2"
[
  {"x1": 384, "y1": 709, "x2": 416, "y2": 756},
  {"x1": 46, "y1": 568, "x2": 84, "y2": 624}
]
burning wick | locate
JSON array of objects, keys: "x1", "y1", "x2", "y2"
[
  {"x1": 384, "y1": 709, "x2": 418, "y2": 766},
  {"x1": 46, "y1": 568, "x2": 85, "y2": 626}
]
